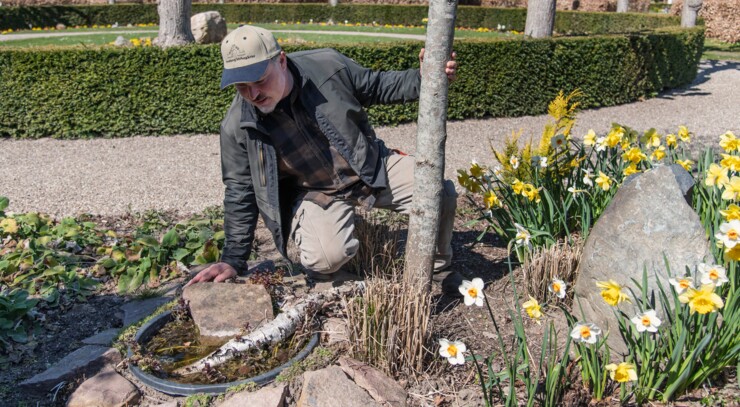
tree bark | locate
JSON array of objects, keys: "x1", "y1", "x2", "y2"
[
  {"x1": 154, "y1": 0, "x2": 195, "y2": 48},
  {"x1": 524, "y1": 0, "x2": 556, "y2": 38},
  {"x1": 403, "y1": 0, "x2": 457, "y2": 292},
  {"x1": 681, "y1": 0, "x2": 703, "y2": 27},
  {"x1": 616, "y1": 0, "x2": 629, "y2": 12}
]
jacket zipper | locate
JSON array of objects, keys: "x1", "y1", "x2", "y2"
[{"x1": 257, "y1": 140, "x2": 266, "y2": 187}]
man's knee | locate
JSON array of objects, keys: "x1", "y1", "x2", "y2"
[{"x1": 300, "y1": 236, "x2": 359, "y2": 274}]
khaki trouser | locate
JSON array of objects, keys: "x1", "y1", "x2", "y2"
[{"x1": 290, "y1": 153, "x2": 457, "y2": 274}]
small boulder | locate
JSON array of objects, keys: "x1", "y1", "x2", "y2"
[
  {"x1": 113, "y1": 36, "x2": 130, "y2": 47},
  {"x1": 182, "y1": 282, "x2": 274, "y2": 345},
  {"x1": 573, "y1": 165, "x2": 712, "y2": 355},
  {"x1": 66, "y1": 366, "x2": 140, "y2": 407},
  {"x1": 216, "y1": 383, "x2": 287, "y2": 407},
  {"x1": 323, "y1": 317, "x2": 348, "y2": 345},
  {"x1": 55, "y1": 23, "x2": 66, "y2": 30},
  {"x1": 297, "y1": 366, "x2": 380, "y2": 407},
  {"x1": 190, "y1": 11, "x2": 227, "y2": 44},
  {"x1": 21, "y1": 346, "x2": 121, "y2": 393},
  {"x1": 339, "y1": 357, "x2": 407, "y2": 407}
]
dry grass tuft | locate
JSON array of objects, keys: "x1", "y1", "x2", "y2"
[
  {"x1": 522, "y1": 237, "x2": 583, "y2": 303},
  {"x1": 347, "y1": 209, "x2": 406, "y2": 278}
]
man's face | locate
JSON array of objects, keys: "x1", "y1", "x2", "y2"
[{"x1": 234, "y1": 56, "x2": 288, "y2": 114}]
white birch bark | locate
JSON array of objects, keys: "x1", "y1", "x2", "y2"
[
  {"x1": 524, "y1": 0, "x2": 556, "y2": 38},
  {"x1": 154, "y1": 0, "x2": 195, "y2": 48}
]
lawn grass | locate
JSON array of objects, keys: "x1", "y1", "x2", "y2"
[{"x1": 702, "y1": 38, "x2": 740, "y2": 61}]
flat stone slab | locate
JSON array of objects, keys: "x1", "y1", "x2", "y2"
[
  {"x1": 20, "y1": 346, "x2": 121, "y2": 393},
  {"x1": 81, "y1": 328, "x2": 120, "y2": 346},
  {"x1": 182, "y1": 282, "x2": 274, "y2": 345},
  {"x1": 339, "y1": 357, "x2": 407, "y2": 407},
  {"x1": 121, "y1": 296, "x2": 173, "y2": 326},
  {"x1": 66, "y1": 366, "x2": 140, "y2": 407},
  {"x1": 297, "y1": 366, "x2": 380, "y2": 407},
  {"x1": 217, "y1": 383, "x2": 287, "y2": 407}
]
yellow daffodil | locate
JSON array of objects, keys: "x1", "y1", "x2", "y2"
[
  {"x1": 522, "y1": 184, "x2": 541, "y2": 203},
  {"x1": 665, "y1": 134, "x2": 677, "y2": 148},
  {"x1": 438, "y1": 338, "x2": 466, "y2": 365},
  {"x1": 630, "y1": 310, "x2": 661, "y2": 333},
  {"x1": 459, "y1": 278, "x2": 485, "y2": 307},
  {"x1": 622, "y1": 147, "x2": 646, "y2": 164},
  {"x1": 512, "y1": 179, "x2": 525, "y2": 194},
  {"x1": 720, "y1": 131, "x2": 739, "y2": 152},
  {"x1": 0, "y1": 218, "x2": 18, "y2": 234},
  {"x1": 720, "y1": 154, "x2": 740, "y2": 172},
  {"x1": 724, "y1": 244, "x2": 740, "y2": 261},
  {"x1": 514, "y1": 223, "x2": 531, "y2": 248},
  {"x1": 623, "y1": 163, "x2": 640, "y2": 176},
  {"x1": 678, "y1": 125, "x2": 691, "y2": 143},
  {"x1": 676, "y1": 159, "x2": 694, "y2": 171},
  {"x1": 595, "y1": 171, "x2": 612, "y2": 191},
  {"x1": 510, "y1": 155, "x2": 520, "y2": 170},
  {"x1": 605, "y1": 362, "x2": 638, "y2": 382},
  {"x1": 605, "y1": 127, "x2": 624, "y2": 148},
  {"x1": 705, "y1": 163, "x2": 729, "y2": 188},
  {"x1": 522, "y1": 296, "x2": 543, "y2": 323},
  {"x1": 678, "y1": 284, "x2": 724, "y2": 314},
  {"x1": 570, "y1": 156, "x2": 585, "y2": 168},
  {"x1": 698, "y1": 263, "x2": 729, "y2": 287},
  {"x1": 645, "y1": 130, "x2": 661, "y2": 147},
  {"x1": 651, "y1": 145, "x2": 666, "y2": 161},
  {"x1": 484, "y1": 190, "x2": 501, "y2": 209},
  {"x1": 470, "y1": 161, "x2": 484, "y2": 178},
  {"x1": 570, "y1": 322, "x2": 601, "y2": 344},
  {"x1": 549, "y1": 278, "x2": 567, "y2": 299},
  {"x1": 551, "y1": 134, "x2": 566, "y2": 150},
  {"x1": 583, "y1": 130, "x2": 597, "y2": 147},
  {"x1": 720, "y1": 204, "x2": 740, "y2": 221},
  {"x1": 668, "y1": 276, "x2": 694, "y2": 294},
  {"x1": 721, "y1": 177, "x2": 740, "y2": 200},
  {"x1": 458, "y1": 170, "x2": 481, "y2": 193},
  {"x1": 596, "y1": 279, "x2": 630, "y2": 306}
]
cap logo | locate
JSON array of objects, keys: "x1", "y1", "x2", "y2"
[{"x1": 225, "y1": 42, "x2": 256, "y2": 64}]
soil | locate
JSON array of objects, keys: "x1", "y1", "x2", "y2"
[{"x1": 1, "y1": 199, "x2": 738, "y2": 407}]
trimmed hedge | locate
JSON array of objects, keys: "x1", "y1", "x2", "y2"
[
  {"x1": 0, "y1": 27, "x2": 703, "y2": 139},
  {"x1": 0, "y1": 4, "x2": 683, "y2": 35}
]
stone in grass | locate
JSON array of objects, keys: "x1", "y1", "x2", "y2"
[
  {"x1": 339, "y1": 357, "x2": 407, "y2": 407},
  {"x1": 574, "y1": 164, "x2": 712, "y2": 355},
  {"x1": 20, "y1": 346, "x2": 121, "y2": 393},
  {"x1": 182, "y1": 282, "x2": 274, "y2": 345},
  {"x1": 113, "y1": 36, "x2": 130, "y2": 47},
  {"x1": 216, "y1": 383, "x2": 287, "y2": 407},
  {"x1": 297, "y1": 365, "x2": 381, "y2": 407},
  {"x1": 66, "y1": 366, "x2": 140, "y2": 407}
]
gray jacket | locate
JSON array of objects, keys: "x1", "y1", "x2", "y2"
[{"x1": 218, "y1": 48, "x2": 421, "y2": 273}]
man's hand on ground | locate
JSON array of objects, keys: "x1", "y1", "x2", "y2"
[{"x1": 185, "y1": 262, "x2": 237, "y2": 286}]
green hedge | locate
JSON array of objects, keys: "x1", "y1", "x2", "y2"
[
  {"x1": 0, "y1": 27, "x2": 703, "y2": 139},
  {"x1": 0, "y1": 4, "x2": 683, "y2": 35}
]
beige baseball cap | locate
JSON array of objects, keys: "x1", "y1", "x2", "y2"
[{"x1": 220, "y1": 25, "x2": 282, "y2": 89}]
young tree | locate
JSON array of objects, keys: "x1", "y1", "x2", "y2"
[
  {"x1": 617, "y1": 0, "x2": 630, "y2": 12},
  {"x1": 154, "y1": 0, "x2": 195, "y2": 48},
  {"x1": 681, "y1": 0, "x2": 703, "y2": 27},
  {"x1": 525, "y1": 0, "x2": 556, "y2": 38},
  {"x1": 404, "y1": 0, "x2": 458, "y2": 290}
]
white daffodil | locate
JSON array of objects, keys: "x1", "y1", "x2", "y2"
[
  {"x1": 582, "y1": 169, "x2": 594, "y2": 187},
  {"x1": 715, "y1": 220, "x2": 740, "y2": 249},
  {"x1": 668, "y1": 276, "x2": 694, "y2": 294},
  {"x1": 570, "y1": 322, "x2": 601, "y2": 344},
  {"x1": 540, "y1": 156, "x2": 548, "y2": 168},
  {"x1": 510, "y1": 155, "x2": 520, "y2": 169},
  {"x1": 551, "y1": 134, "x2": 566, "y2": 150},
  {"x1": 698, "y1": 263, "x2": 729, "y2": 287},
  {"x1": 630, "y1": 309, "x2": 661, "y2": 333},
  {"x1": 595, "y1": 137, "x2": 607, "y2": 152},
  {"x1": 549, "y1": 278, "x2": 567, "y2": 299},
  {"x1": 459, "y1": 278, "x2": 485, "y2": 307},
  {"x1": 438, "y1": 338, "x2": 466, "y2": 365},
  {"x1": 514, "y1": 223, "x2": 531, "y2": 248},
  {"x1": 567, "y1": 186, "x2": 586, "y2": 195}
]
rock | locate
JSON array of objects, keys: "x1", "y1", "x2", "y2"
[
  {"x1": 338, "y1": 357, "x2": 407, "y2": 407},
  {"x1": 190, "y1": 11, "x2": 227, "y2": 44},
  {"x1": 55, "y1": 23, "x2": 66, "y2": 30},
  {"x1": 66, "y1": 366, "x2": 140, "y2": 407},
  {"x1": 574, "y1": 164, "x2": 712, "y2": 355},
  {"x1": 323, "y1": 317, "x2": 348, "y2": 345},
  {"x1": 217, "y1": 383, "x2": 287, "y2": 407},
  {"x1": 81, "y1": 328, "x2": 120, "y2": 346},
  {"x1": 154, "y1": 401, "x2": 179, "y2": 407},
  {"x1": 297, "y1": 366, "x2": 380, "y2": 407},
  {"x1": 20, "y1": 346, "x2": 122, "y2": 393},
  {"x1": 182, "y1": 282, "x2": 273, "y2": 345},
  {"x1": 120, "y1": 296, "x2": 173, "y2": 326},
  {"x1": 113, "y1": 36, "x2": 130, "y2": 47}
]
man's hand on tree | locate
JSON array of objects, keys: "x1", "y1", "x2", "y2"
[
  {"x1": 419, "y1": 48, "x2": 458, "y2": 82},
  {"x1": 185, "y1": 262, "x2": 237, "y2": 286}
]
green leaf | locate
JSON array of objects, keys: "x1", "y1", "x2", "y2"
[
  {"x1": 136, "y1": 236, "x2": 160, "y2": 248},
  {"x1": 161, "y1": 228, "x2": 179, "y2": 248},
  {"x1": 0, "y1": 196, "x2": 8, "y2": 212},
  {"x1": 172, "y1": 248, "x2": 191, "y2": 261}
]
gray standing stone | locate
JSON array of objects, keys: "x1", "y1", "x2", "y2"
[
  {"x1": 113, "y1": 36, "x2": 130, "y2": 47},
  {"x1": 182, "y1": 283, "x2": 274, "y2": 345},
  {"x1": 573, "y1": 165, "x2": 712, "y2": 355},
  {"x1": 82, "y1": 328, "x2": 120, "y2": 346},
  {"x1": 120, "y1": 296, "x2": 173, "y2": 326},
  {"x1": 66, "y1": 366, "x2": 140, "y2": 407},
  {"x1": 217, "y1": 383, "x2": 287, "y2": 407},
  {"x1": 190, "y1": 11, "x2": 227, "y2": 44},
  {"x1": 339, "y1": 357, "x2": 407, "y2": 407},
  {"x1": 20, "y1": 346, "x2": 122, "y2": 393},
  {"x1": 297, "y1": 366, "x2": 380, "y2": 407}
]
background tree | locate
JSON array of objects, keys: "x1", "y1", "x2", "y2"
[
  {"x1": 681, "y1": 0, "x2": 703, "y2": 27},
  {"x1": 154, "y1": 0, "x2": 195, "y2": 48},
  {"x1": 617, "y1": 0, "x2": 630, "y2": 12},
  {"x1": 404, "y1": 0, "x2": 458, "y2": 291},
  {"x1": 525, "y1": 0, "x2": 556, "y2": 38}
]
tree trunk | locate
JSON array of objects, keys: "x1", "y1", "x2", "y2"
[
  {"x1": 154, "y1": 0, "x2": 194, "y2": 48},
  {"x1": 524, "y1": 0, "x2": 556, "y2": 38},
  {"x1": 403, "y1": 0, "x2": 457, "y2": 292},
  {"x1": 681, "y1": 0, "x2": 703, "y2": 27},
  {"x1": 616, "y1": 0, "x2": 629, "y2": 12}
]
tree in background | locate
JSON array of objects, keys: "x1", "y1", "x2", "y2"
[
  {"x1": 154, "y1": 0, "x2": 195, "y2": 48},
  {"x1": 525, "y1": 0, "x2": 556, "y2": 38}
]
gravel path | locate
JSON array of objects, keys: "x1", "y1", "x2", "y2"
[{"x1": 1, "y1": 60, "x2": 738, "y2": 218}]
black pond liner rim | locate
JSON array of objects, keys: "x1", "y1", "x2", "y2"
[{"x1": 127, "y1": 310, "x2": 320, "y2": 396}]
